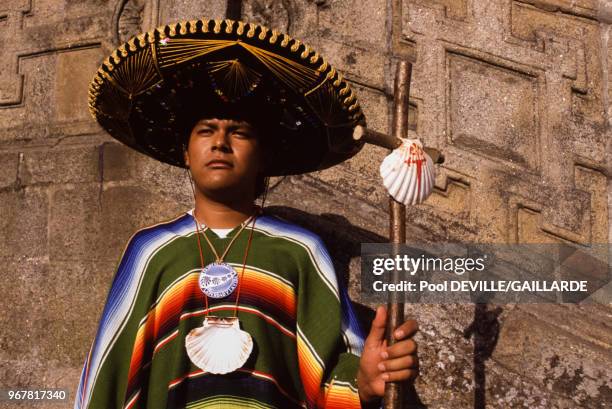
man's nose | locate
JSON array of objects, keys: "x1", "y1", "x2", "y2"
[{"x1": 211, "y1": 129, "x2": 231, "y2": 152}]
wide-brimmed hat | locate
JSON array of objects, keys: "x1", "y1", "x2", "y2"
[{"x1": 88, "y1": 18, "x2": 366, "y2": 176}]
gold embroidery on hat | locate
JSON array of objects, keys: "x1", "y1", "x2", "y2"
[
  {"x1": 201, "y1": 20, "x2": 210, "y2": 33},
  {"x1": 156, "y1": 38, "x2": 319, "y2": 91},
  {"x1": 157, "y1": 39, "x2": 236, "y2": 68},
  {"x1": 106, "y1": 46, "x2": 160, "y2": 96},
  {"x1": 304, "y1": 78, "x2": 352, "y2": 127},
  {"x1": 128, "y1": 38, "x2": 138, "y2": 52},
  {"x1": 238, "y1": 42, "x2": 318, "y2": 90},
  {"x1": 333, "y1": 72, "x2": 343, "y2": 87},
  {"x1": 207, "y1": 60, "x2": 262, "y2": 101},
  {"x1": 119, "y1": 45, "x2": 129, "y2": 57},
  {"x1": 137, "y1": 34, "x2": 147, "y2": 47},
  {"x1": 317, "y1": 60, "x2": 328, "y2": 73},
  {"x1": 225, "y1": 19, "x2": 234, "y2": 33},
  {"x1": 246, "y1": 24, "x2": 256, "y2": 38},
  {"x1": 237, "y1": 21, "x2": 245, "y2": 35},
  {"x1": 180, "y1": 22, "x2": 188, "y2": 35},
  {"x1": 269, "y1": 30, "x2": 279, "y2": 44},
  {"x1": 258, "y1": 27, "x2": 268, "y2": 40},
  {"x1": 280, "y1": 34, "x2": 291, "y2": 47}
]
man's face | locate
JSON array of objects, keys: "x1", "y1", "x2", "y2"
[{"x1": 184, "y1": 117, "x2": 262, "y2": 200}]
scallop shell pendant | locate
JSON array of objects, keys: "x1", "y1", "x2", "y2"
[
  {"x1": 380, "y1": 138, "x2": 435, "y2": 205},
  {"x1": 185, "y1": 316, "x2": 253, "y2": 374}
]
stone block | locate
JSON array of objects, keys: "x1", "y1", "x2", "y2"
[
  {"x1": 447, "y1": 51, "x2": 540, "y2": 171},
  {"x1": 0, "y1": 258, "x2": 49, "y2": 358},
  {"x1": 242, "y1": 0, "x2": 291, "y2": 32},
  {"x1": 352, "y1": 83, "x2": 389, "y2": 135},
  {"x1": 160, "y1": 0, "x2": 228, "y2": 23},
  {"x1": 48, "y1": 183, "x2": 102, "y2": 261},
  {"x1": 401, "y1": 303, "x2": 476, "y2": 406},
  {"x1": 54, "y1": 47, "x2": 104, "y2": 123},
  {"x1": 20, "y1": 145, "x2": 99, "y2": 185},
  {"x1": 21, "y1": 0, "x2": 108, "y2": 34},
  {"x1": 241, "y1": 0, "x2": 319, "y2": 41},
  {"x1": 313, "y1": 84, "x2": 390, "y2": 205},
  {"x1": 608, "y1": 28, "x2": 612, "y2": 125},
  {"x1": 0, "y1": 152, "x2": 19, "y2": 189},
  {"x1": 44, "y1": 260, "x2": 118, "y2": 366},
  {"x1": 0, "y1": 355, "x2": 81, "y2": 408},
  {"x1": 99, "y1": 184, "x2": 187, "y2": 256},
  {"x1": 493, "y1": 306, "x2": 612, "y2": 407},
  {"x1": 509, "y1": 1, "x2": 602, "y2": 123},
  {"x1": 0, "y1": 187, "x2": 48, "y2": 259},
  {"x1": 0, "y1": 46, "x2": 104, "y2": 140},
  {"x1": 101, "y1": 142, "x2": 192, "y2": 204},
  {"x1": 0, "y1": 53, "x2": 55, "y2": 137},
  {"x1": 424, "y1": 171, "x2": 471, "y2": 218},
  {"x1": 0, "y1": 358, "x2": 80, "y2": 408},
  {"x1": 316, "y1": 37, "x2": 387, "y2": 88},
  {"x1": 137, "y1": 157, "x2": 193, "y2": 205},
  {"x1": 49, "y1": 181, "x2": 185, "y2": 261},
  {"x1": 313, "y1": 142, "x2": 389, "y2": 209},
  {"x1": 317, "y1": 0, "x2": 387, "y2": 47},
  {"x1": 100, "y1": 142, "x2": 141, "y2": 182}
]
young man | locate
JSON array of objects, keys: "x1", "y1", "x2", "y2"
[{"x1": 77, "y1": 18, "x2": 418, "y2": 409}]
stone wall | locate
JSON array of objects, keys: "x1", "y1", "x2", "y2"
[{"x1": 0, "y1": 0, "x2": 610, "y2": 408}]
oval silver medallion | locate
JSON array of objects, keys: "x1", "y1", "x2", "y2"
[{"x1": 198, "y1": 262, "x2": 238, "y2": 299}]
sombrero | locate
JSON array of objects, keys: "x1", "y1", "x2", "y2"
[{"x1": 88, "y1": 18, "x2": 366, "y2": 176}]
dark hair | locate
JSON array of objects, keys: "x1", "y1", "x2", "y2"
[{"x1": 254, "y1": 174, "x2": 268, "y2": 199}]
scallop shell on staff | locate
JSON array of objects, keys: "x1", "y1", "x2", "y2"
[
  {"x1": 380, "y1": 138, "x2": 436, "y2": 205},
  {"x1": 185, "y1": 316, "x2": 253, "y2": 374}
]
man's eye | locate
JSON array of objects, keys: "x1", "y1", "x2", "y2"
[
  {"x1": 197, "y1": 128, "x2": 213, "y2": 135},
  {"x1": 233, "y1": 130, "x2": 252, "y2": 138}
]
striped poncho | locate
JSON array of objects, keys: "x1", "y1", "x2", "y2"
[{"x1": 74, "y1": 210, "x2": 366, "y2": 409}]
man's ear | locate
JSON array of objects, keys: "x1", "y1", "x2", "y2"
[{"x1": 183, "y1": 149, "x2": 190, "y2": 168}]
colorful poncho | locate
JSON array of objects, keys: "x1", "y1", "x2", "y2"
[{"x1": 74, "y1": 210, "x2": 366, "y2": 409}]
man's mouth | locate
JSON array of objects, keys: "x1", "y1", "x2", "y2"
[{"x1": 206, "y1": 159, "x2": 233, "y2": 168}]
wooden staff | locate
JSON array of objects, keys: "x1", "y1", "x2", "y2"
[
  {"x1": 354, "y1": 60, "x2": 445, "y2": 409},
  {"x1": 383, "y1": 59, "x2": 412, "y2": 409},
  {"x1": 353, "y1": 125, "x2": 444, "y2": 165}
]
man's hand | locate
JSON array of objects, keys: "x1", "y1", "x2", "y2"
[{"x1": 356, "y1": 305, "x2": 419, "y2": 402}]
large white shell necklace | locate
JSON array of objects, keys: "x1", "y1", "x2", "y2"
[
  {"x1": 186, "y1": 211, "x2": 258, "y2": 374},
  {"x1": 186, "y1": 316, "x2": 253, "y2": 375}
]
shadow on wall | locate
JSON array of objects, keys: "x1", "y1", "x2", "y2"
[
  {"x1": 464, "y1": 302, "x2": 502, "y2": 409},
  {"x1": 266, "y1": 205, "x2": 503, "y2": 409}
]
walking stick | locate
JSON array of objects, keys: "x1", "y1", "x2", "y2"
[
  {"x1": 383, "y1": 59, "x2": 411, "y2": 409},
  {"x1": 353, "y1": 60, "x2": 443, "y2": 408}
]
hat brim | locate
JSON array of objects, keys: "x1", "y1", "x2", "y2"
[{"x1": 89, "y1": 19, "x2": 366, "y2": 176}]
